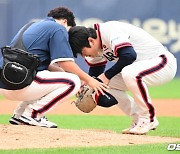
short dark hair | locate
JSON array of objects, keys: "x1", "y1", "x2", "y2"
[
  {"x1": 68, "y1": 26, "x2": 97, "y2": 57},
  {"x1": 48, "y1": 6, "x2": 76, "y2": 26}
]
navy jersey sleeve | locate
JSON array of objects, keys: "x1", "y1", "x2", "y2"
[
  {"x1": 89, "y1": 65, "x2": 106, "y2": 77},
  {"x1": 104, "y1": 47, "x2": 137, "y2": 79},
  {"x1": 49, "y1": 29, "x2": 74, "y2": 64}
]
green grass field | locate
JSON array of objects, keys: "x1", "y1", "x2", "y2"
[
  {"x1": 148, "y1": 78, "x2": 180, "y2": 99},
  {"x1": 0, "y1": 78, "x2": 179, "y2": 153},
  {"x1": 0, "y1": 143, "x2": 176, "y2": 154}
]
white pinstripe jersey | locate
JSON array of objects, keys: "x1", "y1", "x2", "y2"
[{"x1": 85, "y1": 21, "x2": 168, "y2": 66}]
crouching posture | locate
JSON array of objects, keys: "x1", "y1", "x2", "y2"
[
  {"x1": 0, "y1": 7, "x2": 107, "y2": 128},
  {"x1": 68, "y1": 21, "x2": 177, "y2": 135}
]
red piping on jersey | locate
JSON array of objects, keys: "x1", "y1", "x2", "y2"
[
  {"x1": 85, "y1": 59, "x2": 107, "y2": 67},
  {"x1": 114, "y1": 42, "x2": 132, "y2": 56},
  {"x1": 136, "y1": 54, "x2": 167, "y2": 122},
  {"x1": 94, "y1": 23, "x2": 103, "y2": 49}
]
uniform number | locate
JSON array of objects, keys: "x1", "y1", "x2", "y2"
[{"x1": 103, "y1": 52, "x2": 117, "y2": 61}]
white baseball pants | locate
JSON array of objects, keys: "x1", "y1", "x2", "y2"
[
  {"x1": 1, "y1": 70, "x2": 81, "y2": 117},
  {"x1": 108, "y1": 52, "x2": 177, "y2": 122}
]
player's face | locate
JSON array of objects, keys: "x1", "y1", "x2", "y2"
[
  {"x1": 82, "y1": 47, "x2": 98, "y2": 58},
  {"x1": 81, "y1": 38, "x2": 100, "y2": 58}
]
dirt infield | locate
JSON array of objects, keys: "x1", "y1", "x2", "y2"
[
  {"x1": 0, "y1": 99, "x2": 180, "y2": 149},
  {"x1": 0, "y1": 125, "x2": 180, "y2": 150}
]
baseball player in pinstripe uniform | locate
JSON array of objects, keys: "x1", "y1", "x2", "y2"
[
  {"x1": 68, "y1": 21, "x2": 177, "y2": 135},
  {"x1": 0, "y1": 7, "x2": 107, "y2": 128}
]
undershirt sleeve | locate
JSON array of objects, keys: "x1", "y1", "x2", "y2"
[
  {"x1": 89, "y1": 65, "x2": 106, "y2": 77},
  {"x1": 104, "y1": 46, "x2": 137, "y2": 79}
]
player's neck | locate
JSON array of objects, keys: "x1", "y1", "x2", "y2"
[
  {"x1": 96, "y1": 30, "x2": 103, "y2": 51},
  {"x1": 55, "y1": 19, "x2": 70, "y2": 31}
]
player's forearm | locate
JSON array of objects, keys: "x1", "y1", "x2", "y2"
[
  {"x1": 105, "y1": 47, "x2": 137, "y2": 79},
  {"x1": 48, "y1": 63, "x2": 64, "y2": 72},
  {"x1": 58, "y1": 61, "x2": 109, "y2": 95},
  {"x1": 58, "y1": 61, "x2": 92, "y2": 82},
  {"x1": 98, "y1": 73, "x2": 110, "y2": 85}
]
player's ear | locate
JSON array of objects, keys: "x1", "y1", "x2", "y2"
[
  {"x1": 88, "y1": 37, "x2": 95, "y2": 45},
  {"x1": 63, "y1": 19, "x2": 68, "y2": 24}
]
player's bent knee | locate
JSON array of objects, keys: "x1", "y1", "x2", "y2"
[
  {"x1": 70, "y1": 74, "x2": 81, "y2": 95},
  {"x1": 95, "y1": 92, "x2": 118, "y2": 107}
]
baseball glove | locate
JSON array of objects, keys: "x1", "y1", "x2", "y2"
[{"x1": 74, "y1": 84, "x2": 96, "y2": 113}]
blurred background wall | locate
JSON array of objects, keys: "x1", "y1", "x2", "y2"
[{"x1": 0, "y1": 0, "x2": 180, "y2": 76}]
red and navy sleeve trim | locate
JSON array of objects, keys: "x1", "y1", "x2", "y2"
[{"x1": 114, "y1": 42, "x2": 132, "y2": 56}]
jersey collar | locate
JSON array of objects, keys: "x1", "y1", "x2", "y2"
[
  {"x1": 45, "y1": 17, "x2": 56, "y2": 22},
  {"x1": 94, "y1": 23, "x2": 103, "y2": 49}
]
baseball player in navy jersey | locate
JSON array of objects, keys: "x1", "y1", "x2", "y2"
[
  {"x1": 68, "y1": 21, "x2": 177, "y2": 135},
  {"x1": 0, "y1": 7, "x2": 107, "y2": 128}
]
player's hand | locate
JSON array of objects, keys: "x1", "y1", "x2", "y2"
[
  {"x1": 87, "y1": 77, "x2": 109, "y2": 95},
  {"x1": 76, "y1": 81, "x2": 86, "y2": 97},
  {"x1": 98, "y1": 73, "x2": 110, "y2": 85}
]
